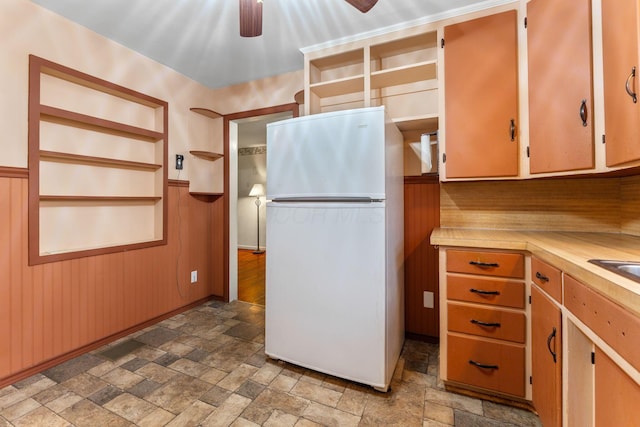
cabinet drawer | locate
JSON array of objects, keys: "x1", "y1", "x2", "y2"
[
  {"x1": 448, "y1": 303, "x2": 526, "y2": 343},
  {"x1": 447, "y1": 275, "x2": 525, "y2": 308},
  {"x1": 447, "y1": 334, "x2": 525, "y2": 397},
  {"x1": 564, "y1": 275, "x2": 640, "y2": 372},
  {"x1": 446, "y1": 250, "x2": 525, "y2": 278},
  {"x1": 531, "y1": 257, "x2": 562, "y2": 303}
]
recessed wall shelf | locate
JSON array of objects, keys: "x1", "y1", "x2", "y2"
[
  {"x1": 40, "y1": 105, "x2": 164, "y2": 142},
  {"x1": 40, "y1": 150, "x2": 162, "y2": 170},
  {"x1": 29, "y1": 54, "x2": 168, "y2": 265},
  {"x1": 189, "y1": 150, "x2": 223, "y2": 161},
  {"x1": 39, "y1": 195, "x2": 162, "y2": 202}
]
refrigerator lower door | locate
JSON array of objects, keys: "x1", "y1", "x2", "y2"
[{"x1": 265, "y1": 202, "x2": 390, "y2": 389}]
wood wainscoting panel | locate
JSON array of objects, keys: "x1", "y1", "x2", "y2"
[
  {"x1": 404, "y1": 178, "x2": 440, "y2": 338},
  {"x1": 0, "y1": 176, "x2": 224, "y2": 385},
  {"x1": 440, "y1": 178, "x2": 621, "y2": 232}
]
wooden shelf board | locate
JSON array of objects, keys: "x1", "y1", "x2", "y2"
[
  {"x1": 40, "y1": 105, "x2": 164, "y2": 142},
  {"x1": 371, "y1": 61, "x2": 437, "y2": 89},
  {"x1": 393, "y1": 114, "x2": 439, "y2": 132},
  {"x1": 40, "y1": 150, "x2": 162, "y2": 170},
  {"x1": 37, "y1": 58, "x2": 166, "y2": 108},
  {"x1": 39, "y1": 195, "x2": 162, "y2": 202},
  {"x1": 310, "y1": 49, "x2": 364, "y2": 70},
  {"x1": 190, "y1": 107, "x2": 222, "y2": 119},
  {"x1": 189, "y1": 192, "x2": 224, "y2": 197},
  {"x1": 370, "y1": 32, "x2": 438, "y2": 58},
  {"x1": 310, "y1": 75, "x2": 365, "y2": 98},
  {"x1": 190, "y1": 150, "x2": 223, "y2": 161}
]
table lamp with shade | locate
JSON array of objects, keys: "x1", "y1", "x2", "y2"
[{"x1": 249, "y1": 183, "x2": 265, "y2": 254}]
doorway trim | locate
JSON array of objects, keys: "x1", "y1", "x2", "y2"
[{"x1": 223, "y1": 103, "x2": 299, "y2": 301}]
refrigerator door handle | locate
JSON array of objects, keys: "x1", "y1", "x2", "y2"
[{"x1": 271, "y1": 197, "x2": 377, "y2": 203}]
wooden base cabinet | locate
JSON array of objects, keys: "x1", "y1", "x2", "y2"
[
  {"x1": 594, "y1": 350, "x2": 640, "y2": 427},
  {"x1": 440, "y1": 248, "x2": 527, "y2": 400},
  {"x1": 531, "y1": 285, "x2": 562, "y2": 427}
]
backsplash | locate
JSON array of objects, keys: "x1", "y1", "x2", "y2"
[{"x1": 439, "y1": 175, "x2": 640, "y2": 236}]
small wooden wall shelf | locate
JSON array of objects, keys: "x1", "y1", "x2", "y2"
[
  {"x1": 190, "y1": 150, "x2": 223, "y2": 161},
  {"x1": 190, "y1": 107, "x2": 222, "y2": 119}
]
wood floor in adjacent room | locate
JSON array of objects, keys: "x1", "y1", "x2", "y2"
[{"x1": 238, "y1": 249, "x2": 266, "y2": 306}]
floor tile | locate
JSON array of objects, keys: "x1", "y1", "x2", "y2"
[{"x1": 2, "y1": 300, "x2": 541, "y2": 427}]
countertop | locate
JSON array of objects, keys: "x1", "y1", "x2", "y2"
[{"x1": 431, "y1": 228, "x2": 640, "y2": 318}]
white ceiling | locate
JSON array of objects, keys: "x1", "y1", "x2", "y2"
[{"x1": 30, "y1": 0, "x2": 508, "y2": 89}]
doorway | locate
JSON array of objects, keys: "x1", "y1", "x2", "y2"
[{"x1": 225, "y1": 105, "x2": 298, "y2": 303}]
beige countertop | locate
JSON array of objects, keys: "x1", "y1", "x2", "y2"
[{"x1": 431, "y1": 228, "x2": 640, "y2": 318}]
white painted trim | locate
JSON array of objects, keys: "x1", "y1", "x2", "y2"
[{"x1": 300, "y1": 0, "x2": 518, "y2": 53}]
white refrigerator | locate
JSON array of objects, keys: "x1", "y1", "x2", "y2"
[{"x1": 264, "y1": 106, "x2": 404, "y2": 392}]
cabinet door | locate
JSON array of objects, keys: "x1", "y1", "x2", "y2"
[
  {"x1": 527, "y1": 0, "x2": 594, "y2": 173},
  {"x1": 531, "y1": 285, "x2": 562, "y2": 427},
  {"x1": 595, "y1": 349, "x2": 640, "y2": 427},
  {"x1": 443, "y1": 11, "x2": 519, "y2": 179},
  {"x1": 602, "y1": 0, "x2": 640, "y2": 166}
]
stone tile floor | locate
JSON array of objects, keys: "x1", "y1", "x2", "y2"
[{"x1": 0, "y1": 300, "x2": 542, "y2": 426}]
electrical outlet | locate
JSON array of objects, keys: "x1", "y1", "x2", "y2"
[
  {"x1": 190, "y1": 270, "x2": 197, "y2": 283},
  {"x1": 423, "y1": 291, "x2": 434, "y2": 309},
  {"x1": 176, "y1": 154, "x2": 184, "y2": 170}
]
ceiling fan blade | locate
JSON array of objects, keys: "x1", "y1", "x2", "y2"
[
  {"x1": 345, "y1": 0, "x2": 379, "y2": 13},
  {"x1": 239, "y1": 0, "x2": 263, "y2": 37}
]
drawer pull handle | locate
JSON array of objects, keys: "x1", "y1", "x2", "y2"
[
  {"x1": 469, "y1": 261, "x2": 499, "y2": 268},
  {"x1": 547, "y1": 327, "x2": 557, "y2": 363},
  {"x1": 469, "y1": 288, "x2": 501, "y2": 296},
  {"x1": 471, "y1": 319, "x2": 501, "y2": 328},
  {"x1": 469, "y1": 360, "x2": 499, "y2": 370},
  {"x1": 535, "y1": 271, "x2": 550, "y2": 282}
]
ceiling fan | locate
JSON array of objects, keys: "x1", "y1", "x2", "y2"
[{"x1": 240, "y1": 0, "x2": 379, "y2": 37}]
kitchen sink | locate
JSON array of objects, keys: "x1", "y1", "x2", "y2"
[{"x1": 588, "y1": 259, "x2": 640, "y2": 283}]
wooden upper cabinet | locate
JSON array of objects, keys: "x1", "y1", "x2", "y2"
[
  {"x1": 602, "y1": 0, "x2": 640, "y2": 167},
  {"x1": 527, "y1": 0, "x2": 594, "y2": 174},
  {"x1": 531, "y1": 285, "x2": 562, "y2": 427},
  {"x1": 443, "y1": 10, "x2": 519, "y2": 179}
]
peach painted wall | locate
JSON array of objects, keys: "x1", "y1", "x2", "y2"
[{"x1": 1, "y1": 0, "x2": 215, "y2": 183}]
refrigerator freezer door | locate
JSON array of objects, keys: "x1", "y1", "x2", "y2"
[
  {"x1": 267, "y1": 107, "x2": 386, "y2": 200},
  {"x1": 265, "y1": 202, "x2": 389, "y2": 388}
]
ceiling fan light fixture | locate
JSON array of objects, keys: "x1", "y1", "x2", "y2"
[
  {"x1": 239, "y1": 0, "x2": 263, "y2": 37},
  {"x1": 345, "y1": 0, "x2": 379, "y2": 13}
]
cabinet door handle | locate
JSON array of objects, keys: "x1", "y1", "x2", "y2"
[
  {"x1": 579, "y1": 99, "x2": 588, "y2": 127},
  {"x1": 469, "y1": 261, "x2": 499, "y2": 268},
  {"x1": 626, "y1": 66, "x2": 637, "y2": 103},
  {"x1": 510, "y1": 119, "x2": 516, "y2": 141},
  {"x1": 535, "y1": 271, "x2": 549, "y2": 282},
  {"x1": 546, "y1": 327, "x2": 557, "y2": 363},
  {"x1": 469, "y1": 288, "x2": 501, "y2": 296},
  {"x1": 469, "y1": 360, "x2": 499, "y2": 370},
  {"x1": 471, "y1": 319, "x2": 501, "y2": 328}
]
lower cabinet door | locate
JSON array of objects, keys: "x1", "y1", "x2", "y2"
[
  {"x1": 531, "y1": 286, "x2": 562, "y2": 427},
  {"x1": 595, "y1": 349, "x2": 640, "y2": 427},
  {"x1": 447, "y1": 334, "x2": 525, "y2": 397}
]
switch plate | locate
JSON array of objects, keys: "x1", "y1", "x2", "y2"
[
  {"x1": 190, "y1": 270, "x2": 197, "y2": 283},
  {"x1": 423, "y1": 291, "x2": 434, "y2": 309}
]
